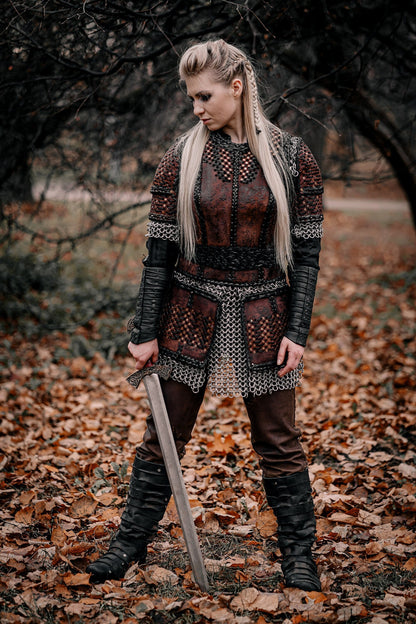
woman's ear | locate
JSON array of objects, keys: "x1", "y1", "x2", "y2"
[{"x1": 231, "y1": 77, "x2": 243, "y2": 97}]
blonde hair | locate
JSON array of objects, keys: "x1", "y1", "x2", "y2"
[{"x1": 177, "y1": 39, "x2": 293, "y2": 271}]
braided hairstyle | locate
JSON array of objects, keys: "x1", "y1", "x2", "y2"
[{"x1": 177, "y1": 39, "x2": 293, "y2": 271}]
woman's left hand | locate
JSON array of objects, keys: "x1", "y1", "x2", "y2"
[{"x1": 277, "y1": 336, "x2": 304, "y2": 377}]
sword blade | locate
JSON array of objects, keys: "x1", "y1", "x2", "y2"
[{"x1": 143, "y1": 373, "x2": 209, "y2": 593}]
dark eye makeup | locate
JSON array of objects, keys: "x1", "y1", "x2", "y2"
[{"x1": 188, "y1": 92, "x2": 212, "y2": 104}]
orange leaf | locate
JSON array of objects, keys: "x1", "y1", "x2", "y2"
[
  {"x1": 63, "y1": 572, "x2": 91, "y2": 586},
  {"x1": 366, "y1": 541, "x2": 383, "y2": 556},
  {"x1": 256, "y1": 509, "x2": 277, "y2": 537},
  {"x1": 231, "y1": 588, "x2": 279, "y2": 613},
  {"x1": 43, "y1": 464, "x2": 60, "y2": 473},
  {"x1": 307, "y1": 591, "x2": 328, "y2": 603},
  {"x1": 96, "y1": 492, "x2": 123, "y2": 507},
  {"x1": 404, "y1": 558, "x2": 416, "y2": 571},
  {"x1": 51, "y1": 525, "x2": 67, "y2": 547},
  {"x1": 15, "y1": 506, "x2": 33, "y2": 524},
  {"x1": 207, "y1": 432, "x2": 235, "y2": 455},
  {"x1": 19, "y1": 490, "x2": 36, "y2": 505},
  {"x1": 235, "y1": 570, "x2": 250, "y2": 582},
  {"x1": 212, "y1": 507, "x2": 240, "y2": 525},
  {"x1": 70, "y1": 495, "x2": 97, "y2": 518},
  {"x1": 70, "y1": 357, "x2": 90, "y2": 378}
]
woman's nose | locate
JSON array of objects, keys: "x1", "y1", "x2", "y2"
[{"x1": 193, "y1": 101, "x2": 204, "y2": 116}]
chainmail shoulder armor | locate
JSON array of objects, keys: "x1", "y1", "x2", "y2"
[{"x1": 146, "y1": 221, "x2": 180, "y2": 243}]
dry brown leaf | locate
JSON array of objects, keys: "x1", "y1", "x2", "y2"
[
  {"x1": 142, "y1": 565, "x2": 179, "y2": 586},
  {"x1": 212, "y1": 507, "x2": 240, "y2": 525},
  {"x1": 256, "y1": 509, "x2": 277, "y2": 537},
  {"x1": 63, "y1": 572, "x2": 91, "y2": 586},
  {"x1": 404, "y1": 557, "x2": 416, "y2": 571},
  {"x1": 92, "y1": 612, "x2": 118, "y2": 624},
  {"x1": 337, "y1": 604, "x2": 368, "y2": 621},
  {"x1": 64, "y1": 601, "x2": 98, "y2": 616},
  {"x1": 70, "y1": 495, "x2": 97, "y2": 518},
  {"x1": 365, "y1": 542, "x2": 383, "y2": 556},
  {"x1": 197, "y1": 598, "x2": 235, "y2": 622},
  {"x1": 51, "y1": 525, "x2": 67, "y2": 547},
  {"x1": 358, "y1": 510, "x2": 381, "y2": 526},
  {"x1": 230, "y1": 588, "x2": 279, "y2": 613},
  {"x1": 96, "y1": 492, "x2": 123, "y2": 507},
  {"x1": 207, "y1": 432, "x2": 236, "y2": 455},
  {"x1": 307, "y1": 591, "x2": 329, "y2": 603},
  {"x1": 134, "y1": 599, "x2": 156, "y2": 615},
  {"x1": 70, "y1": 357, "x2": 90, "y2": 378},
  {"x1": 19, "y1": 491, "x2": 36, "y2": 505},
  {"x1": 14, "y1": 507, "x2": 33, "y2": 524},
  {"x1": 328, "y1": 512, "x2": 356, "y2": 525}
]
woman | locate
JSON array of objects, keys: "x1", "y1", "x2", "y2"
[{"x1": 87, "y1": 39, "x2": 323, "y2": 592}]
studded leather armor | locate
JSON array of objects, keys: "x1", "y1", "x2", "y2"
[{"x1": 131, "y1": 128, "x2": 323, "y2": 397}]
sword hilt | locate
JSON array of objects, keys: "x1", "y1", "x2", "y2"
[{"x1": 126, "y1": 363, "x2": 172, "y2": 389}]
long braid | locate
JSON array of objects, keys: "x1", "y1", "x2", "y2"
[{"x1": 244, "y1": 60, "x2": 262, "y2": 136}]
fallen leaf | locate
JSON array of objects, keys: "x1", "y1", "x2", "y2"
[
  {"x1": 231, "y1": 588, "x2": 279, "y2": 613},
  {"x1": 63, "y1": 572, "x2": 91, "y2": 586},
  {"x1": 337, "y1": 604, "x2": 367, "y2": 621},
  {"x1": 142, "y1": 565, "x2": 179, "y2": 586},
  {"x1": 207, "y1": 432, "x2": 236, "y2": 455},
  {"x1": 14, "y1": 507, "x2": 33, "y2": 524},
  {"x1": 70, "y1": 495, "x2": 97, "y2": 518},
  {"x1": 256, "y1": 509, "x2": 277, "y2": 537},
  {"x1": 51, "y1": 525, "x2": 67, "y2": 547},
  {"x1": 404, "y1": 558, "x2": 416, "y2": 571}
]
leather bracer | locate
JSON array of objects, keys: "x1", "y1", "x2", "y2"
[
  {"x1": 285, "y1": 265, "x2": 319, "y2": 347},
  {"x1": 128, "y1": 238, "x2": 178, "y2": 345}
]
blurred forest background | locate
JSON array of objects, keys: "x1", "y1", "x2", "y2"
[{"x1": 0, "y1": 0, "x2": 415, "y2": 357}]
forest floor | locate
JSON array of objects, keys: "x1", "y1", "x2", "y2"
[{"x1": 1, "y1": 208, "x2": 416, "y2": 624}]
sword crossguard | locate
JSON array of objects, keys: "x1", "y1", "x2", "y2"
[{"x1": 126, "y1": 363, "x2": 172, "y2": 388}]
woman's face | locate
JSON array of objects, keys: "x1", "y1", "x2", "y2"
[{"x1": 185, "y1": 70, "x2": 243, "y2": 137}]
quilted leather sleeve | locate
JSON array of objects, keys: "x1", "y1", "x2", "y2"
[
  {"x1": 285, "y1": 140, "x2": 324, "y2": 346},
  {"x1": 291, "y1": 139, "x2": 324, "y2": 258},
  {"x1": 148, "y1": 140, "x2": 182, "y2": 226}
]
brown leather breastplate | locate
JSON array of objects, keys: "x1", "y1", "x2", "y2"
[{"x1": 191, "y1": 132, "x2": 277, "y2": 272}]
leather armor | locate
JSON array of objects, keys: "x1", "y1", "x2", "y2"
[{"x1": 129, "y1": 128, "x2": 323, "y2": 392}]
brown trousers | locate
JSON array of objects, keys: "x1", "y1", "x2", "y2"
[{"x1": 137, "y1": 378, "x2": 308, "y2": 477}]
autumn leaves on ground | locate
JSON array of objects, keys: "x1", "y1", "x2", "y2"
[{"x1": 1, "y1": 209, "x2": 415, "y2": 624}]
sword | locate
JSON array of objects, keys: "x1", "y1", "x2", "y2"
[{"x1": 126, "y1": 364, "x2": 210, "y2": 593}]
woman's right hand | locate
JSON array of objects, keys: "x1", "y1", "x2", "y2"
[{"x1": 128, "y1": 339, "x2": 159, "y2": 370}]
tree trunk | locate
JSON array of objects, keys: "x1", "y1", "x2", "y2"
[
  {"x1": 0, "y1": 156, "x2": 33, "y2": 206},
  {"x1": 345, "y1": 92, "x2": 416, "y2": 229}
]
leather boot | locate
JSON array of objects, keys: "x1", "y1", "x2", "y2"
[
  {"x1": 263, "y1": 469, "x2": 321, "y2": 591},
  {"x1": 87, "y1": 455, "x2": 171, "y2": 583}
]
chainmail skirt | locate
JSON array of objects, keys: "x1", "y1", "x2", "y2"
[{"x1": 158, "y1": 271, "x2": 303, "y2": 398}]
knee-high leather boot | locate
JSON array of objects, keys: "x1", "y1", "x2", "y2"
[
  {"x1": 87, "y1": 455, "x2": 171, "y2": 583},
  {"x1": 263, "y1": 469, "x2": 321, "y2": 591}
]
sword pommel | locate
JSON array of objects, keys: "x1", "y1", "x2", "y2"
[{"x1": 126, "y1": 363, "x2": 172, "y2": 388}]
